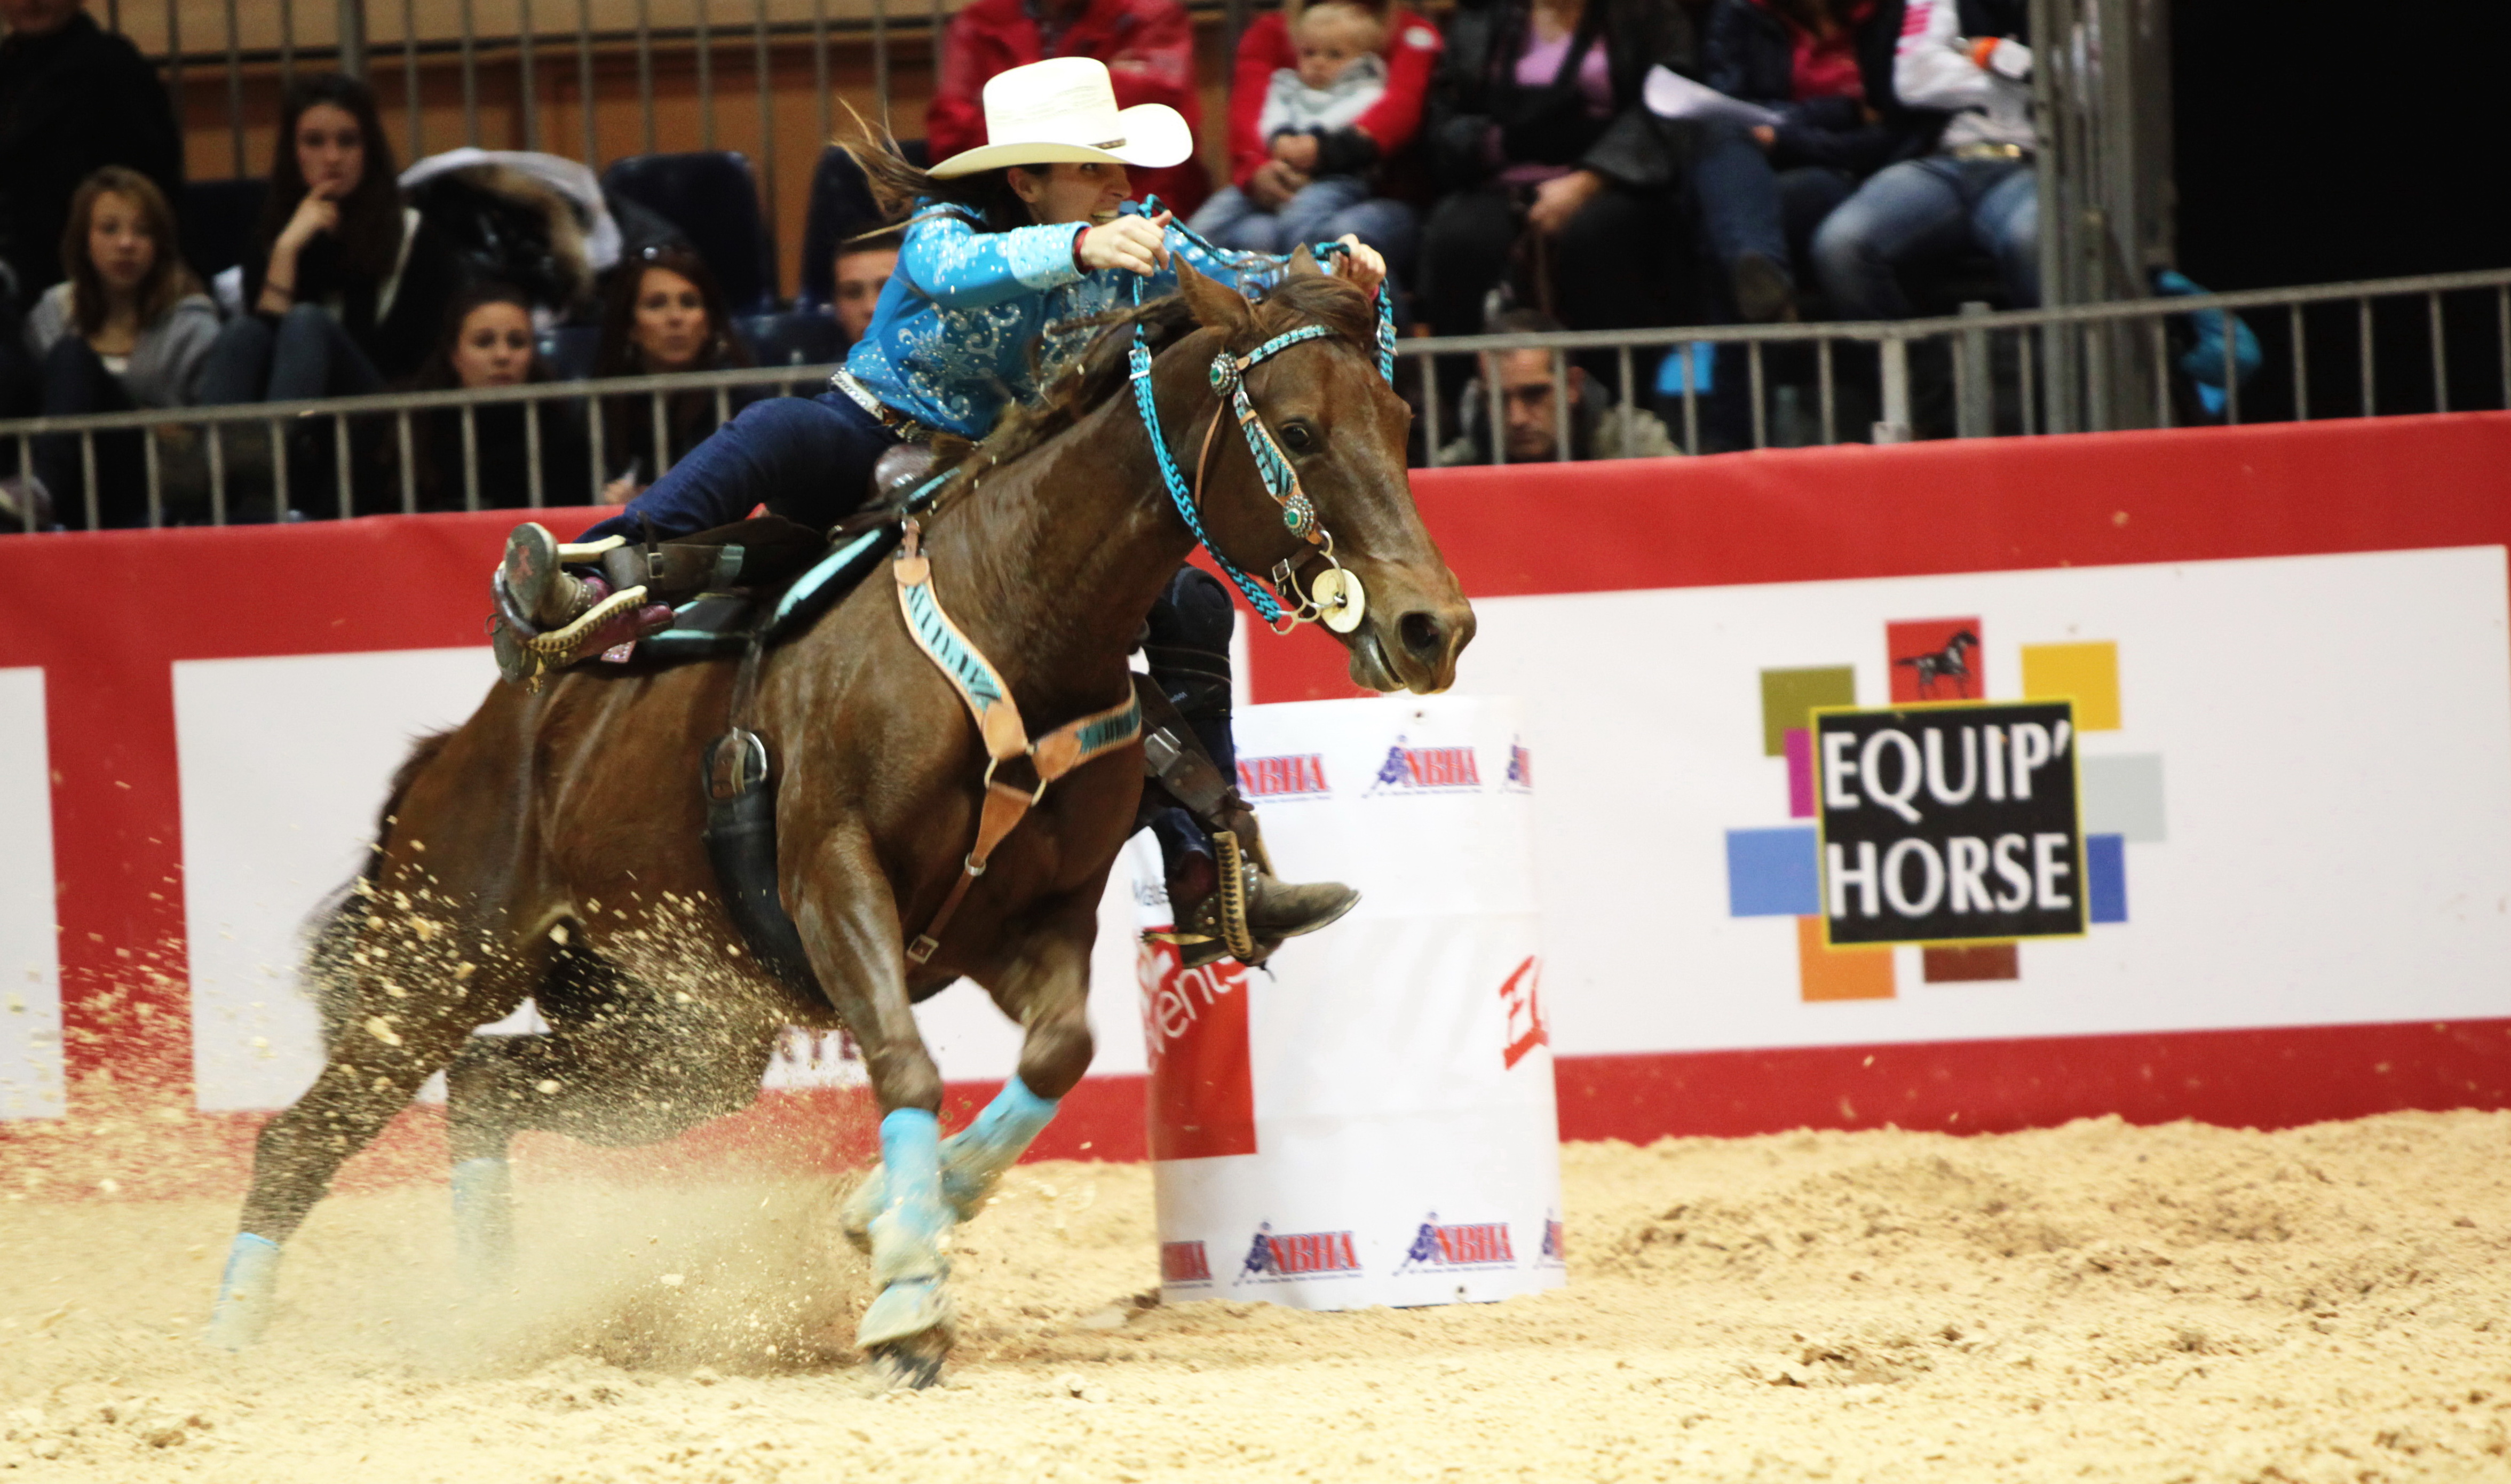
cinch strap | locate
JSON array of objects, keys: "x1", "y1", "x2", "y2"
[{"x1": 893, "y1": 519, "x2": 1142, "y2": 963}]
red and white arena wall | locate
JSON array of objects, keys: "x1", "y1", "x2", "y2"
[{"x1": 6, "y1": 411, "x2": 2511, "y2": 1193}]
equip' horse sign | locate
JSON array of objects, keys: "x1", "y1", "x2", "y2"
[{"x1": 1814, "y1": 701, "x2": 2086, "y2": 946}]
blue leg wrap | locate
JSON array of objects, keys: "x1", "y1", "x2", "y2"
[
  {"x1": 204, "y1": 1232, "x2": 281, "y2": 1350},
  {"x1": 451, "y1": 1156, "x2": 516, "y2": 1291},
  {"x1": 941, "y1": 1075, "x2": 1060, "y2": 1205},
  {"x1": 859, "y1": 1108, "x2": 955, "y2": 1349}
]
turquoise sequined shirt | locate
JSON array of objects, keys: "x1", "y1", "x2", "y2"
[{"x1": 841, "y1": 199, "x2": 1279, "y2": 440}]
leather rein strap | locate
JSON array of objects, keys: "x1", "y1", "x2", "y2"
[{"x1": 893, "y1": 517, "x2": 1144, "y2": 964}]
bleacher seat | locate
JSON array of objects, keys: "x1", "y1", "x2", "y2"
[
  {"x1": 734, "y1": 310, "x2": 843, "y2": 368},
  {"x1": 180, "y1": 178, "x2": 270, "y2": 285},
  {"x1": 599, "y1": 153, "x2": 778, "y2": 314}
]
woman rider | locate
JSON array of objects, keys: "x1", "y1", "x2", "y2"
[{"x1": 491, "y1": 57, "x2": 1386, "y2": 965}]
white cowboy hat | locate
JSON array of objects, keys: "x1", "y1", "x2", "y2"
[{"x1": 926, "y1": 57, "x2": 1193, "y2": 179}]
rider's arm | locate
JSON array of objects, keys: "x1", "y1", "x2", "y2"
[{"x1": 900, "y1": 210, "x2": 1089, "y2": 310}]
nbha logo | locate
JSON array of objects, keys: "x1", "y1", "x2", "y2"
[
  {"x1": 1504, "y1": 737, "x2": 1534, "y2": 792},
  {"x1": 1396, "y1": 1213, "x2": 1517, "y2": 1274},
  {"x1": 1540, "y1": 1214, "x2": 1566, "y2": 1265},
  {"x1": 1366, "y1": 735, "x2": 1483, "y2": 796},
  {"x1": 1235, "y1": 1223, "x2": 1363, "y2": 1281},
  {"x1": 1161, "y1": 1240, "x2": 1214, "y2": 1284},
  {"x1": 1237, "y1": 753, "x2": 1331, "y2": 799}
]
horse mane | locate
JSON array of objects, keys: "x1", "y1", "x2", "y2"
[{"x1": 941, "y1": 269, "x2": 1381, "y2": 482}]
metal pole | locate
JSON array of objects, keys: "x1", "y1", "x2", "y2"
[
  {"x1": 697, "y1": 0, "x2": 715, "y2": 151},
  {"x1": 2358, "y1": 296, "x2": 2374, "y2": 417},
  {"x1": 335, "y1": 412, "x2": 354, "y2": 519},
  {"x1": 143, "y1": 425, "x2": 163, "y2": 528},
  {"x1": 587, "y1": 391, "x2": 607, "y2": 501},
  {"x1": 862, "y1": 0, "x2": 882, "y2": 134},
  {"x1": 397, "y1": 410, "x2": 417, "y2": 513},
  {"x1": 79, "y1": 432, "x2": 98, "y2": 530},
  {"x1": 1549, "y1": 348, "x2": 1570, "y2": 462},
  {"x1": 2429, "y1": 291, "x2": 2448, "y2": 414},
  {"x1": 461, "y1": 404, "x2": 480, "y2": 510},
  {"x1": 1485, "y1": 362, "x2": 1505, "y2": 468},
  {"x1": 652, "y1": 390, "x2": 671, "y2": 477},
  {"x1": 1680, "y1": 346, "x2": 1699, "y2": 455},
  {"x1": 1617, "y1": 344, "x2": 1635, "y2": 448},
  {"x1": 2221, "y1": 301, "x2": 2239, "y2": 424},
  {"x1": 519, "y1": 0, "x2": 540, "y2": 153},
  {"x1": 336, "y1": 0, "x2": 367, "y2": 80},
  {"x1": 13, "y1": 436, "x2": 29, "y2": 531},
  {"x1": 2148, "y1": 318, "x2": 2169, "y2": 428},
  {"x1": 636, "y1": 0, "x2": 656, "y2": 156},
  {"x1": 526, "y1": 400, "x2": 545, "y2": 507},
  {"x1": 208, "y1": 424, "x2": 227, "y2": 526},
  {"x1": 223, "y1": 0, "x2": 244, "y2": 175},
  {"x1": 1956, "y1": 301, "x2": 1993, "y2": 438},
  {"x1": 269, "y1": 417, "x2": 290, "y2": 518},
  {"x1": 164, "y1": 0, "x2": 183, "y2": 171},
  {"x1": 1817, "y1": 337, "x2": 1836, "y2": 445},
  {"x1": 755, "y1": 0, "x2": 777, "y2": 289},
  {"x1": 2027, "y1": 0, "x2": 2072, "y2": 435},
  {"x1": 1747, "y1": 341, "x2": 1767, "y2": 449},
  {"x1": 403, "y1": 0, "x2": 422, "y2": 164},
  {"x1": 2018, "y1": 325, "x2": 2036, "y2": 434},
  {"x1": 459, "y1": 0, "x2": 479, "y2": 147},
  {"x1": 1420, "y1": 355, "x2": 1440, "y2": 467},
  {"x1": 579, "y1": 0, "x2": 598, "y2": 165},
  {"x1": 279, "y1": 0, "x2": 296, "y2": 89},
  {"x1": 2290, "y1": 303, "x2": 2308, "y2": 420},
  {"x1": 1875, "y1": 335, "x2": 1912, "y2": 443}
]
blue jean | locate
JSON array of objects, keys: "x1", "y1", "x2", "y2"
[
  {"x1": 197, "y1": 303, "x2": 386, "y2": 406},
  {"x1": 1191, "y1": 176, "x2": 1420, "y2": 276},
  {"x1": 577, "y1": 390, "x2": 897, "y2": 545},
  {"x1": 1810, "y1": 156, "x2": 2040, "y2": 319},
  {"x1": 1692, "y1": 121, "x2": 1858, "y2": 285}
]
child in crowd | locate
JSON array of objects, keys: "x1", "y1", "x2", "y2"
[
  {"x1": 1191, "y1": 0, "x2": 1416, "y2": 266},
  {"x1": 394, "y1": 280, "x2": 591, "y2": 512},
  {"x1": 22, "y1": 165, "x2": 218, "y2": 527}
]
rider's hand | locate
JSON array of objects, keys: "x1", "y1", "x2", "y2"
[
  {"x1": 1076, "y1": 212, "x2": 1173, "y2": 277},
  {"x1": 1527, "y1": 168, "x2": 1605, "y2": 237},
  {"x1": 1330, "y1": 234, "x2": 1387, "y2": 297}
]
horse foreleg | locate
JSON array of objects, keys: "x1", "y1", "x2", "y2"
[
  {"x1": 791, "y1": 829, "x2": 953, "y2": 1387},
  {"x1": 840, "y1": 916, "x2": 1095, "y2": 1245}
]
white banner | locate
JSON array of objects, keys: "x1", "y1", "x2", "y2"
[{"x1": 1140, "y1": 695, "x2": 1567, "y2": 1310}]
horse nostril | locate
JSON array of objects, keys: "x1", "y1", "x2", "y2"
[{"x1": 1398, "y1": 610, "x2": 1443, "y2": 658}]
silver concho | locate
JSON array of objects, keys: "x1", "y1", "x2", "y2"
[{"x1": 1310, "y1": 565, "x2": 1367, "y2": 634}]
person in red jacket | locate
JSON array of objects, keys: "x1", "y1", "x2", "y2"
[
  {"x1": 926, "y1": 0, "x2": 1213, "y2": 219},
  {"x1": 1223, "y1": 0, "x2": 1443, "y2": 207}
]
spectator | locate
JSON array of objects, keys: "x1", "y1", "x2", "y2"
[
  {"x1": 927, "y1": 0, "x2": 1211, "y2": 221},
  {"x1": 594, "y1": 243, "x2": 755, "y2": 504},
  {"x1": 21, "y1": 165, "x2": 216, "y2": 526},
  {"x1": 1418, "y1": 0, "x2": 1696, "y2": 340},
  {"x1": 1435, "y1": 307, "x2": 1677, "y2": 463},
  {"x1": 392, "y1": 281, "x2": 592, "y2": 512},
  {"x1": 1692, "y1": 0, "x2": 1921, "y2": 322},
  {"x1": 829, "y1": 227, "x2": 902, "y2": 348},
  {"x1": 1810, "y1": 0, "x2": 2037, "y2": 319},
  {"x1": 197, "y1": 74, "x2": 467, "y2": 411},
  {"x1": 1192, "y1": 0, "x2": 1425, "y2": 269},
  {"x1": 1219, "y1": 0, "x2": 1442, "y2": 258},
  {"x1": 0, "y1": 0, "x2": 183, "y2": 431}
]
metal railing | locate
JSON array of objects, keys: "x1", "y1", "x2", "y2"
[{"x1": 6, "y1": 267, "x2": 2510, "y2": 531}]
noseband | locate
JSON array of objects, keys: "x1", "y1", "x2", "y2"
[{"x1": 1127, "y1": 237, "x2": 1398, "y2": 636}]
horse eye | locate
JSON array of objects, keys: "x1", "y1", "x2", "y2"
[{"x1": 1280, "y1": 422, "x2": 1317, "y2": 455}]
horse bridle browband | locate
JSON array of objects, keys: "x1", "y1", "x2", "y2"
[{"x1": 1127, "y1": 226, "x2": 1399, "y2": 636}]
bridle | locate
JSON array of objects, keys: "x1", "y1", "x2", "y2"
[{"x1": 1126, "y1": 231, "x2": 1399, "y2": 637}]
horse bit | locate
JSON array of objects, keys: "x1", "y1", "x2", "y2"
[{"x1": 1127, "y1": 232, "x2": 1399, "y2": 637}]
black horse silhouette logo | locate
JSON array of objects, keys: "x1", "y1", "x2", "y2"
[{"x1": 1893, "y1": 629, "x2": 1979, "y2": 699}]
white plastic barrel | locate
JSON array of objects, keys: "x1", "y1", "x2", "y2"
[{"x1": 1133, "y1": 694, "x2": 1565, "y2": 1310}]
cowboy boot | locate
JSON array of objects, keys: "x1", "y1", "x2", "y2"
[
  {"x1": 488, "y1": 523, "x2": 670, "y2": 693},
  {"x1": 1162, "y1": 805, "x2": 1359, "y2": 970}
]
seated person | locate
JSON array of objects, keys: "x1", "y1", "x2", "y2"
[
  {"x1": 1191, "y1": 0, "x2": 1420, "y2": 270},
  {"x1": 593, "y1": 244, "x2": 758, "y2": 503},
  {"x1": 391, "y1": 280, "x2": 593, "y2": 512},
  {"x1": 1691, "y1": 0, "x2": 1921, "y2": 322},
  {"x1": 829, "y1": 227, "x2": 903, "y2": 347},
  {"x1": 1433, "y1": 307, "x2": 1677, "y2": 463},
  {"x1": 1418, "y1": 0, "x2": 1696, "y2": 339},
  {"x1": 927, "y1": 0, "x2": 1213, "y2": 219},
  {"x1": 1810, "y1": 0, "x2": 2037, "y2": 319},
  {"x1": 22, "y1": 165, "x2": 217, "y2": 528}
]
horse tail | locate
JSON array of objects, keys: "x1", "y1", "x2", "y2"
[{"x1": 301, "y1": 729, "x2": 457, "y2": 1051}]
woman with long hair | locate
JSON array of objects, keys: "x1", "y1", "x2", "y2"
[
  {"x1": 21, "y1": 165, "x2": 218, "y2": 527},
  {"x1": 197, "y1": 73, "x2": 465, "y2": 410},
  {"x1": 491, "y1": 58, "x2": 1384, "y2": 972},
  {"x1": 591, "y1": 243, "x2": 755, "y2": 503},
  {"x1": 390, "y1": 280, "x2": 592, "y2": 513}
]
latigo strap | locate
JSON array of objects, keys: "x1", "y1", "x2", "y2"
[{"x1": 893, "y1": 519, "x2": 1143, "y2": 964}]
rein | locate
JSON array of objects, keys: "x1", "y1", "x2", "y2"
[{"x1": 1126, "y1": 227, "x2": 1398, "y2": 635}]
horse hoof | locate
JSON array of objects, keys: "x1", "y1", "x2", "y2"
[
  {"x1": 857, "y1": 1277, "x2": 955, "y2": 1350},
  {"x1": 859, "y1": 1331, "x2": 949, "y2": 1393},
  {"x1": 204, "y1": 1233, "x2": 281, "y2": 1351}
]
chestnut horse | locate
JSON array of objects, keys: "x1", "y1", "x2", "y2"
[{"x1": 204, "y1": 258, "x2": 1474, "y2": 1387}]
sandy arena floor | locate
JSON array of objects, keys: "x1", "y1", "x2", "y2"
[{"x1": 3, "y1": 1110, "x2": 2509, "y2": 1481}]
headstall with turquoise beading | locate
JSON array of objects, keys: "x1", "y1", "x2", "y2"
[{"x1": 1126, "y1": 221, "x2": 1398, "y2": 636}]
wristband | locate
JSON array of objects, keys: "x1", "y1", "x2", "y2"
[
  {"x1": 1072, "y1": 225, "x2": 1091, "y2": 273},
  {"x1": 1967, "y1": 35, "x2": 2000, "y2": 69}
]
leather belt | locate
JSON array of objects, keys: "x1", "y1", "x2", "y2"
[{"x1": 829, "y1": 369, "x2": 941, "y2": 443}]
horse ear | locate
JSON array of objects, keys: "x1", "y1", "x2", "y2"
[
  {"x1": 1176, "y1": 260, "x2": 1255, "y2": 338},
  {"x1": 1285, "y1": 244, "x2": 1325, "y2": 279}
]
